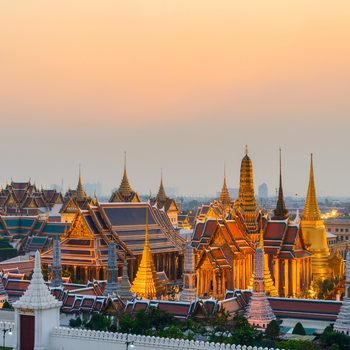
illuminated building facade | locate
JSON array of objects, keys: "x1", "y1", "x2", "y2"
[{"x1": 193, "y1": 148, "x2": 343, "y2": 300}]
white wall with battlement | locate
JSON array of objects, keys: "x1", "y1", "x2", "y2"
[
  {"x1": 0, "y1": 321, "x2": 15, "y2": 348},
  {"x1": 49, "y1": 327, "x2": 284, "y2": 350}
]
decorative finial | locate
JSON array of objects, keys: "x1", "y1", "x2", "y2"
[
  {"x1": 245, "y1": 145, "x2": 248, "y2": 156},
  {"x1": 224, "y1": 161, "x2": 226, "y2": 178},
  {"x1": 124, "y1": 151, "x2": 126, "y2": 173}
]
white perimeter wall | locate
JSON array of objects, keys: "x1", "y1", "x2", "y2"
[{"x1": 50, "y1": 327, "x2": 284, "y2": 350}]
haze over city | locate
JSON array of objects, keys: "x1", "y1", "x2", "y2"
[{"x1": 1, "y1": 1, "x2": 349, "y2": 196}]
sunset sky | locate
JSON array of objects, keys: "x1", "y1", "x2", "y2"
[{"x1": 1, "y1": 1, "x2": 350, "y2": 197}]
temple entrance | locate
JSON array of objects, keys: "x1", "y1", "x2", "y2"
[{"x1": 20, "y1": 315, "x2": 35, "y2": 350}]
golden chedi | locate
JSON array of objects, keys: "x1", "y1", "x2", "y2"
[
  {"x1": 301, "y1": 154, "x2": 332, "y2": 279},
  {"x1": 130, "y1": 207, "x2": 164, "y2": 298},
  {"x1": 236, "y1": 146, "x2": 258, "y2": 234}
]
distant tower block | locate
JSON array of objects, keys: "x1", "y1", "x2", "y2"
[
  {"x1": 118, "y1": 259, "x2": 133, "y2": 301},
  {"x1": 334, "y1": 250, "x2": 350, "y2": 334},
  {"x1": 104, "y1": 241, "x2": 119, "y2": 296},
  {"x1": 245, "y1": 247, "x2": 276, "y2": 329},
  {"x1": 180, "y1": 244, "x2": 197, "y2": 302},
  {"x1": 50, "y1": 237, "x2": 62, "y2": 287}
]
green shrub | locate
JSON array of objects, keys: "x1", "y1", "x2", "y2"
[
  {"x1": 265, "y1": 319, "x2": 280, "y2": 340},
  {"x1": 320, "y1": 331, "x2": 350, "y2": 350},
  {"x1": 292, "y1": 322, "x2": 306, "y2": 335},
  {"x1": 2, "y1": 301, "x2": 13, "y2": 309},
  {"x1": 0, "y1": 248, "x2": 18, "y2": 262}
]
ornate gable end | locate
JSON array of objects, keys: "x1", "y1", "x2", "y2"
[
  {"x1": 211, "y1": 227, "x2": 227, "y2": 247},
  {"x1": 68, "y1": 214, "x2": 94, "y2": 239},
  {"x1": 6, "y1": 193, "x2": 17, "y2": 207},
  {"x1": 28, "y1": 198, "x2": 39, "y2": 208},
  {"x1": 294, "y1": 232, "x2": 303, "y2": 250},
  {"x1": 168, "y1": 200, "x2": 179, "y2": 212},
  {"x1": 63, "y1": 199, "x2": 78, "y2": 212}
]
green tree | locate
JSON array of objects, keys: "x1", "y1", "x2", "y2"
[
  {"x1": 133, "y1": 309, "x2": 150, "y2": 335},
  {"x1": 159, "y1": 325, "x2": 184, "y2": 339},
  {"x1": 320, "y1": 331, "x2": 350, "y2": 350},
  {"x1": 119, "y1": 314, "x2": 134, "y2": 334},
  {"x1": 28, "y1": 267, "x2": 49, "y2": 281},
  {"x1": 292, "y1": 322, "x2": 306, "y2": 335},
  {"x1": 148, "y1": 307, "x2": 179, "y2": 331},
  {"x1": 275, "y1": 339, "x2": 315, "y2": 350},
  {"x1": 85, "y1": 314, "x2": 110, "y2": 331},
  {"x1": 265, "y1": 319, "x2": 280, "y2": 340}
]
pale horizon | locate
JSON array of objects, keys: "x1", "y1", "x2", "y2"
[{"x1": 1, "y1": 1, "x2": 349, "y2": 197}]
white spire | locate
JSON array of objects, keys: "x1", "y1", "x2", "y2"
[{"x1": 13, "y1": 251, "x2": 62, "y2": 310}]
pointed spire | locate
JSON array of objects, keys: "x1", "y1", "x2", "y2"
[
  {"x1": 118, "y1": 259, "x2": 133, "y2": 301},
  {"x1": 219, "y1": 162, "x2": 232, "y2": 205},
  {"x1": 302, "y1": 154, "x2": 321, "y2": 221},
  {"x1": 156, "y1": 169, "x2": 167, "y2": 202},
  {"x1": 118, "y1": 152, "x2": 133, "y2": 197},
  {"x1": 273, "y1": 148, "x2": 288, "y2": 220},
  {"x1": 245, "y1": 145, "x2": 248, "y2": 156},
  {"x1": 75, "y1": 164, "x2": 86, "y2": 201}
]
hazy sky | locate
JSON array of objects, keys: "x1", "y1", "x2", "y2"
[{"x1": 1, "y1": 1, "x2": 350, "y2": 197}]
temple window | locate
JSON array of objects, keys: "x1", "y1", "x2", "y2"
[
  {"x1": 341, "y1": 229, "x2": 344, "y2": 232},
  {"x1": 336, "y1": 228, "x2": 339, "y2": 232},
  {"x1": 346, "y1": 229, "x2": 349, "y2": 232},
  {"x1": 328, "y1": 228, "x2": 331, "y2": 232}
]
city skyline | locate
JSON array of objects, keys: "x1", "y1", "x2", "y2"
[{"x1": 1, "y1": 1, "x2": 349, "y2": 196}]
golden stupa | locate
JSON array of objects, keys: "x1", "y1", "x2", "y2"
[
  {"x1": 130, "y1": 206, "x2": 164, "y2": 298},
  {"x1": 301, "y1": 154, "x2": 332, "y2": 279},
  {"x1": 236, "y1": 146, "x2": 258, "y2": 234}
]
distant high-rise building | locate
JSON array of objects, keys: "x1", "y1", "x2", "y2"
[
  {"x1": 164, "y1": 187, "x2": 179, "y2": 197},
  {"x1": 258, "y1": 183, "x2": 268, "y2": 198},
  {"x1": 83, "y1": 182, "x2": 102, "y2": 197},
  {"x1": 228, "y1": 188, "x2": 239, "y2": 199}
]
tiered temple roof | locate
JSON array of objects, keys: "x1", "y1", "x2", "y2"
[
  {"x1": 0, "y1": 180, "x2": 64, "y2": 216},
  {"x1": 42, "y1": 201, "x2": 185, "y2": 269},
  {"x1": 109, "y1": 154, "x2": 141, "y2": 203},
  {"x1": 0, "y1": 215, "x2": 69, "y2": 254},
  {"x1": 60, "y1": 168, "x2": 91, "y2": 218},
  {"x1": 192, "y1": 210, "x2": 312, "y2": 261},
  {"x1": 150, "y1": 172, "x2": 179, "y2": 214}
]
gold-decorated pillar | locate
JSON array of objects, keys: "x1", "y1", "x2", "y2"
[
  {"x1": 292, "y1": 260, "x2": 297, "y2": 297},
  {"x1": 284, "y1": 260, "x2": 289, "y2": 298},
  {"x1": 274, "y1": 259, "x2": 280, "y2": 296}
]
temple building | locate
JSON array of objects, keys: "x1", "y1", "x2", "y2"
[
  {"x1": 192, "y1": 149, "x2": 345, "y2": 300},
  {"x1": 150, "y1": 171, "x2": 179, "y2": 226},
  {"x1": 0, "y1": 179, "x2": 64, "y2": 217},
  {"x1": 109, "y1": 154, "x2": 141, "y2": 203},
  {"x1": 235, "y1": 146, "x2": 258, "y2": 234},
  {"x1": 301, "y1": 154, "x2": 333, "y2": 279},
  {"x1": 193, "y1": 149, "x2": 314, "y2": 299},
  {"x1": 41, "y1": 201, "x2": 185, "y2": 284},
  {"x1": 130, "y1": 206, "x2": 164, "y2": 298},
  {"x1": 245, "y1": 247, "x2": 276, "y2": 329},
  {"x1": 60, "y1": 168, "x2": 91, "y2": 223}
]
